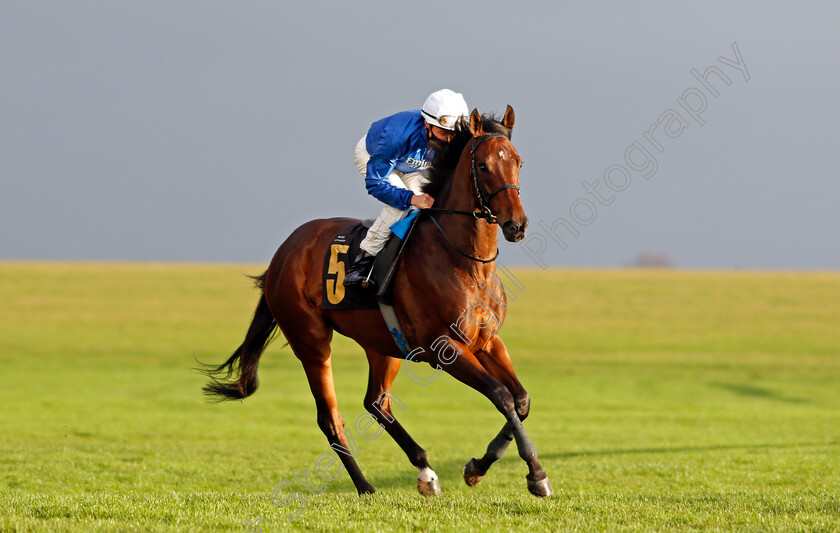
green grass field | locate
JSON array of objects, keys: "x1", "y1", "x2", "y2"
[{"x1": 2, "y1": 263, "x2": 839, "y2": 532}]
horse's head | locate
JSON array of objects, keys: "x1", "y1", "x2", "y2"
[{"x1": 467, "y1": 106, "x2": 528, "y2": 242}]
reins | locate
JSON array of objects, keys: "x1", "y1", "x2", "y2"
[
  {"x1": 427, "y1": 215, "x2": 501, "y2": 264},
  {"x1": 424, "y1": 132, "x2": 519, "y2": 264}
]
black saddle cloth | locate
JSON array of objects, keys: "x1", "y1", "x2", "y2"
[
  {"x1": 320, "y1": 220, "x2": 379, "y2": 310},
  {"x1": 320, "y1": 213, "x2": 421, "y2": 310}
]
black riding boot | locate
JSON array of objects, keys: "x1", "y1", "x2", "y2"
[{"x1": 343, "y1": 252, "x2": 377, "y2": 289}]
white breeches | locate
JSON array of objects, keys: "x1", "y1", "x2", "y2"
[{"x1": 354, "y1": 136, "x2": 427, "y2": 256}]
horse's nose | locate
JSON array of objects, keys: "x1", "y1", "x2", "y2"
[
  {"x1": 502, "y1": 218, "x2": 528, "y2": 242},
  {"x1": 503, "y1": 221, "x2": 519, "y2": 235}
]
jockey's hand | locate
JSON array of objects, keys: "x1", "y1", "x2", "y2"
[{"x1": 410, "y1": 193, "x2": 435, "y2": 209}]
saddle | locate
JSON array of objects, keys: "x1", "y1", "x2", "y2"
[{"x1": 320, "y1": 210, "x2": 422, "y2": 357}]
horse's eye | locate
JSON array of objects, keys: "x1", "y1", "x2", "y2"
[
  {"x1": 520, "y1": 161, "x2": 524, "y2": 169},
  {"x1": 478, "y1": 163, "x2": 488, "y2": 172}
]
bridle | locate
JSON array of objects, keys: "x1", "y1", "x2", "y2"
[
  {"x1": 469, "y1": 132, "x2": 521, "y2": 223},
  {"x1": 426, "y1": 132, "x2": 521, "y2": 263}
]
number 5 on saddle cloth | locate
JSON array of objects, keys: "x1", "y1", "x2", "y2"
[{"x1": 320, "y1": 209, "x2": 422, "y2": 357}]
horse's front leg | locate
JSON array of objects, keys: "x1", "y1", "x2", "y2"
[
  {"x1": 463, "y1": 421, "x2": 514, "y2": 486},
  {"x1": 463, "y1": 336, "x2": 529, "y2": 487},
  {"x1": 430, "y1": 337, "x2": 552, "y2": 497}
]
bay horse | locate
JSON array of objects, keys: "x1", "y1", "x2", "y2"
[{"x1": 200, "y1": 107, "x2": 552, "y2": 498}]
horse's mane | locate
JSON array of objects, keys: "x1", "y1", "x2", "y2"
[{"x1": 421, "y1": 114, "x2": 511, "y2": 199}]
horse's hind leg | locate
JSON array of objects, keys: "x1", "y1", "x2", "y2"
[
  {"x1": 362, "y1": 350, "x2": 440, "y2": 496},
  {"x1": 278, "y1": 305, "x2": 375, "y2": 495}
]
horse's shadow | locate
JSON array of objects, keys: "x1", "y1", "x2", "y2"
[
  {"x1": 320, "y1": 440, "x2": 838, "y2": 495},
  {"x1": 321, "y1": 378, "x2": 823, "y2": 494},
  {"x1": 540, "y1": 440, "x2": 838, "y2": 460},
  {"x1": 709, "y1": 381, "x2": 810, "y2": 404}
]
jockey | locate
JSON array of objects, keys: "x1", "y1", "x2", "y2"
[{"x1": 344, "y1": 88, "x2": 469, "y2": 289}]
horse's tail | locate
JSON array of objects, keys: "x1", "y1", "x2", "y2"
[{"x1": 197, "y1": 272, "x2": 278, "y2": 402}]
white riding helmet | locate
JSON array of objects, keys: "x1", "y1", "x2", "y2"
[{"x1": 421, "y1": 89, "x2": 469, "y2": 131}]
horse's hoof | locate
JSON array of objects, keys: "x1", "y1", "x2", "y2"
[
  {"x1": 417, "y1": 478, "x2": 441, "y2": 496},
  {"x1": 463, "y1": 458, "x2": 484, "y2": 487},
  {"x1": 357, "y1": 483, "x2": 376, "y2": 495},
  {"x1": 526, "y1": 475, "x2": 553, "y2": 497}
]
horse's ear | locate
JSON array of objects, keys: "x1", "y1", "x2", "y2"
[
  {"x1": 502, "y1": 105, "x2": 515, "y2": 130},
  {"x1": 469, "y1": 108, "x2": 483, "y2": 136}
]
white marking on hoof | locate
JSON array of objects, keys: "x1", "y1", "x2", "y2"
[
  {"x1": 418, "y1": 467, "x2": 438, "y2": 482},
  {"x1": 417, "y1": 467, "x2": 441, "y2": 496}
]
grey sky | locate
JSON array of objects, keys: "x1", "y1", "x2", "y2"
[{"x1": 1, "y1": 1, "x2": 838, "y2": 269}]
